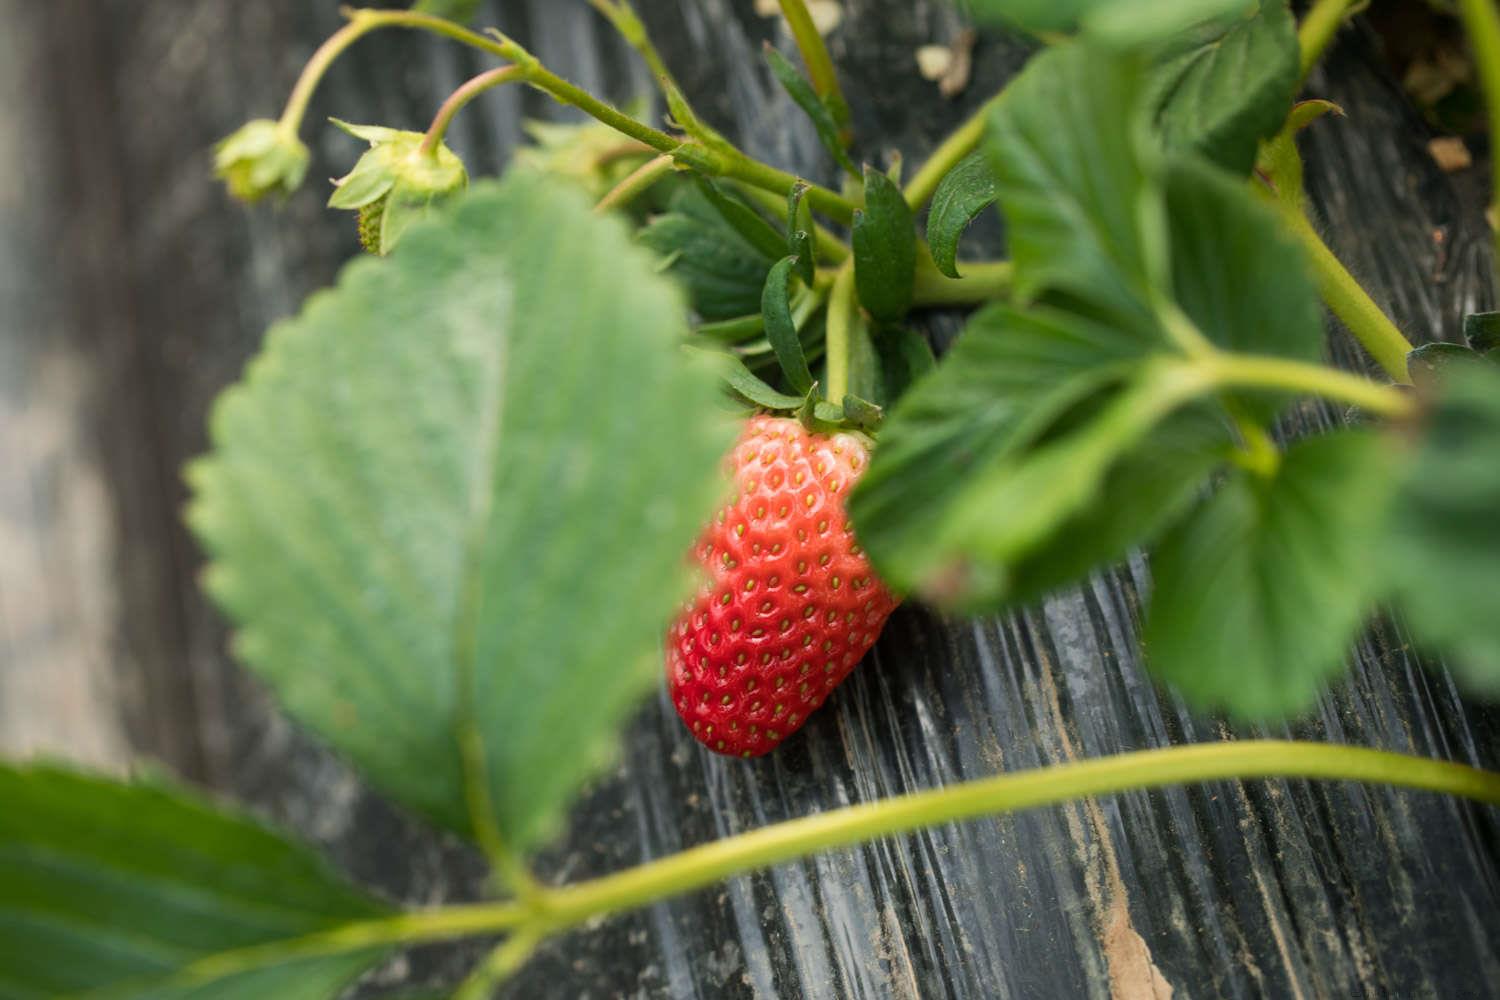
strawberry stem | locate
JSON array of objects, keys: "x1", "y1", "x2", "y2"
[
  {"x1": 419, "y1": 64, "x2": 525, "y2": 156},
  {"x1": 176, "y1": 741, "x2": 1500, "y2": 985}
]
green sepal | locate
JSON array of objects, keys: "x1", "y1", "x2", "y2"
[
  {"x1": 926, "y1": 151, "x2": 999, "y2": 279},
  {"x1": 787, "y1": 181, "x2": 815, "y2": 284},
  {"x1": 852, "y1": 166, "x2": 916, "y2": 323},
  {"x1": 707, "y1": 349, "x2": 809, "y2": 410},
  {"x1": 841, "y1": 394, "x2": 884, "y2": 430},
  {"x1": 761, "y1": 255, "x2": 815, "y2": 394}
]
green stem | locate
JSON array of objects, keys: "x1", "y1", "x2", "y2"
[
  {"x1": 736, "y1": 184, "x2": 850, "y2": 262},
  {"x1": 1458, "y1": 0, "x2": 1500, "y2": 272},
  {"x1": 176, "y1": 741, "x2": 1500, "y2": 986},
  {"x1": 527, "y1": 740, "x2": 1500, "y2": 933},
  {"x1": 824, "y1": 260, "x2": 857, "y2": 401},
  {"x1": 589, "y1": 0, "x2": 681, "y2": 96},
  {"x1": 157, "y1": 901, "x2": 529, "y2": 990},
  {"x1": 278, "y1": 10, "x2": 521, "y2": 134},
  {"x1": 725, "y1": 155, "x2": 857, "y2": 225},
  {"x1": 903, "y1": 90, "x2": 1006, "y2": 210},
  {"x1": 1280, "y1": 209, "x2": 1413, "y2": 382},
  {"x1": 1203, "y1": 351, "x2": 1416, "y2": 418},
  {"x1": 517, "y1": 44, "x2": 857, "y2": 222},
  {"x1": 777, "y1": 0, "x2": 852, "y2": 138},
  {"x1": 519, "y1": 60, "x2": 679, "y2": 153},
  {"x1": 595, "y1": 153, "x2": 676, "y2": 213},
  {"x1": 910, "y1": 258, "x2": 1012, "y2": 306},
  {"x1": 280, "y1": 9, "x2": 859, "y2": 225},
  {"x1": 1297, "y1": 0, "x2": 1361, "y2": 83},
  {"x1": 420, "y1": 65, "x2": 525, "y2": 155},
  {"x1": 453, "y1": 931, "x2": 542, "y2": 1000}
]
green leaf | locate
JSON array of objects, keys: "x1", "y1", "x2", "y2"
[
  {"x1": 412, "y1": 0, "x2": 484, "y2": 22},
  {"x1": 1463, "y1": 310, "x2": 1500, "y2": 353},
  {"x1": 985, "y1": 44, "x2": 1159, "y2": 330},
  {"x1": 926, "y1": 361, "x2": 1207, "y2": 608},
  {"x1": 639, "y1": 184, "x2": 778, "y2": 320},
  {"x1": 1145, "y1": 1, "x2": 1299, "y2": 175},
  {"x1": 841, "y1": 394, "x2": 884, "y2": 430},
  {"x1": 695, "y1": 313, "x2": 765, "y2": 344},
  {"x1": 1383, "y1": 362, "x2": 1500, "y2": 694},
  {"x1": 852, "y1": 166, "x2": 916, "y2": 323},
  {"x1": 713, "y1": 350, "x2": 807, "y2": 410},
  {"x1": 1164, "y1": 156, "x2": 1319, "y2": 362},
  {"x1": 872, "y1": 325, "x2": 936, "y2": 403},
  {"x1": 763, "y1": 44, "x2": 858, "y2": 176},
  {"x1": 926, "y1": 152, "x2": 1000, "y2": 279},
  {"x1": 850, "y1": 301, "x2": 1163, "y2": 594},
  {"x1": 845, "y1": 310, "x2": 887, "y2": 406},
  {"x1": 787, "y1": 181, "x2": 815, "y2": 285},
  {"x1": 1001, "y1": 404, "x2": 1228, "y2": 603},
  {"x1": 1145, "y1": 430, "x2": 1398, "y2": 718},
  {"x1": 692, "y1": 178, "x2": 788, "y2": 262},
  {"x1": 0, "y1": 762, "x2": 390, "y2": 999},
  {"x1": 762, "y1": 255, "x2": 815, "y2": 394},
  {"x1": 852, "y1": 36, "x2": 1333, "y2": 618},
  {"x1": 963, "y1": 0, "x2": 1251, "y2": 45},
  {"x1": 188, "y1": 173, "x2": 736, "y2": 853},
  {"x1": 1406, "y1": 341, "x2": 1484, "y2": 389}
]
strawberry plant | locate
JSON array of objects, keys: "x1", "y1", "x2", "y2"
[{"x1": 7, "y1": 0, "x2": 1500, "y2": 995}]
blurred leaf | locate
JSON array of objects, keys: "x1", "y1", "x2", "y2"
[
  {"x1": 1462, "y1": 310, "x2": 1500, "y2": 353},
  {"x1": 852, "y1": 167, "x2": 916, "y2": 323},
  {"x1": 0, "y1": 762, "x2": 390, "y2": 999},
  {"x1": 985, "y1": 44, "x2": 1159, "y2": 330},
  {"x1": 1145, "y1": 430, "x2": 1397, "y2": 718},
  {"x1": 926, "y1": 151, "x2": 999, "y2": 279},
  {"x1": 1164, "y1": 156, "x2": 1318, "y2": 361},
  {"x1": 763, "y1": 44, "x2": 858, "y2": 175},
  {"x1": 188, "y1": 173, "x2": 735, "y2": 852},
  {"x1": 640, "y1": 184, "x2": 779, "y2": 320},
  {"x1": 1406, "y1": 341, "x2": 1484, "y2": 389},
  {"x1": 850, "y1": 302, "x2": 1161, "y2": 594},
  {"x1": 925, "y1": 361, "x2": 1208, "y2": 608},
  {"x1": 412, "y1": 0, "x2": 484, "y2": 22},
  {"x1": 1383, "y1": 362, "x2": 1500, "y2": 694},
  {"x1": 962, "y1": 0, "x2": 1251, "y2": 45},
  {"x1": 762, "y1": 255, "x2": 815, "y2": 394},
  {"x1": 873, "y1": 325, "x2": 937, "y2": 402},
  {"x1": 1162, "y1": 154, "x2": 1322, "y2": 422},
  {"x1": 1145, "y1": 1, "x2": 1299, "y2": 175},
  {"x1": 1001, "y1": 404, "x2": 1228, "y2": 603}
]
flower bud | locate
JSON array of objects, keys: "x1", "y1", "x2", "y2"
[
  {"x1": 214, "y1": 119, "x2": 310, "y2": 202},
  {"x1": 327, "y1": 120, "x2": 468, "y2": 256}
]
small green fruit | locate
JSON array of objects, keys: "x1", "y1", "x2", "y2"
[{"x1": 327, "y1": 120, "x2": 468, "y2": 255}]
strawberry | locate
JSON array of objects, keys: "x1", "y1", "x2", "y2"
[{"x1": 667, "y1": 415, "x2": 899, "y2": 757}]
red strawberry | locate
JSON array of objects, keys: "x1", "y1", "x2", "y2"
[{"x1": 667, "y1": 415, "x2": 899, "y2": 757}]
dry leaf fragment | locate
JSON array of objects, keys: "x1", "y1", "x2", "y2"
[{"x1": 1427, "y1": 136, "x2": 1472, "y2": 173}]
